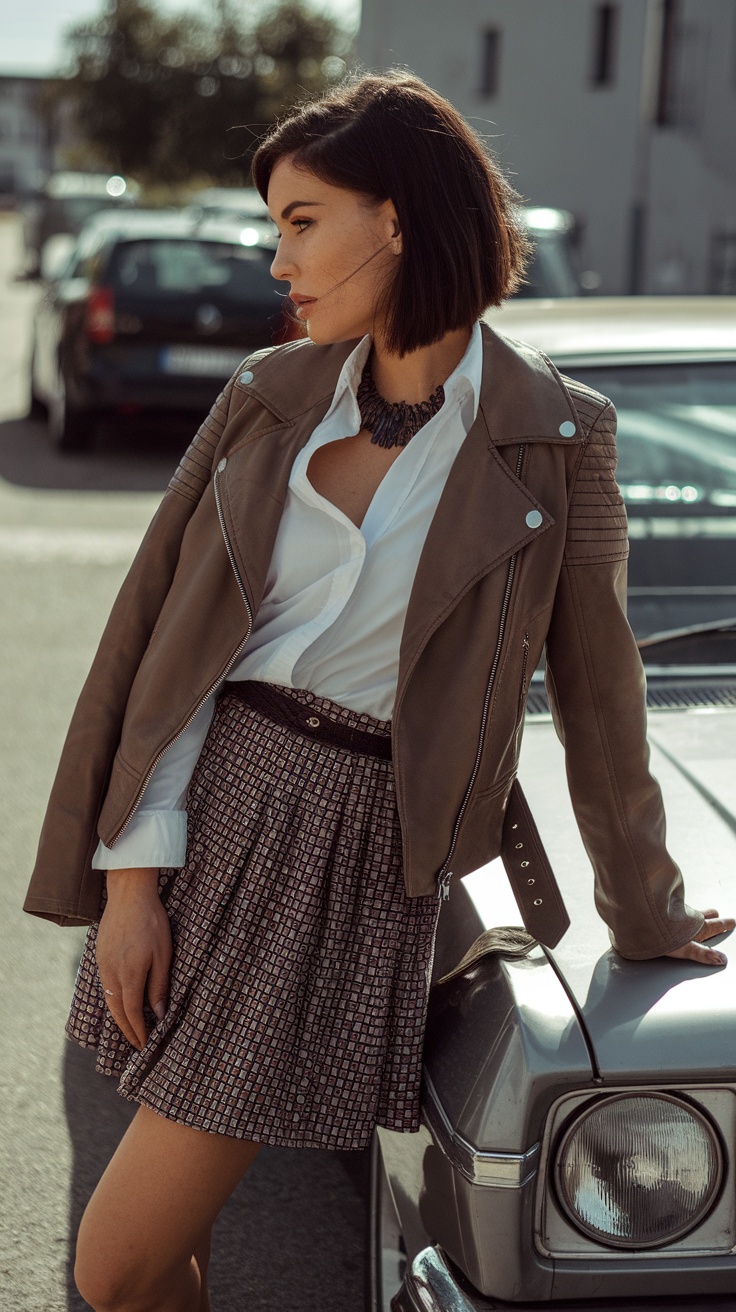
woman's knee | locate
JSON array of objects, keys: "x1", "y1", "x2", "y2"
[{"x1": 73, "y1": 1203, "x2": 166, "y2": 1312}]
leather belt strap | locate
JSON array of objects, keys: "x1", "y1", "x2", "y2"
[
  {"x1": 499, "y1": 779, "x2": 570, "y2": 948},
  {"x1": 221, "y1": 680, "x2": 392, "y2": 760}
]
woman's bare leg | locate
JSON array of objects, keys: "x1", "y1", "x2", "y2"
[{"x1": 74, "y1": 1103, "x2": 261, "y2": 1312}]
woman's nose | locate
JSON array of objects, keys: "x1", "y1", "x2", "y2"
[{"x1": 270, "y1": 242, "x2": 296, "y2": 282}]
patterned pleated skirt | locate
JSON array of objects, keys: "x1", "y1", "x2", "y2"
[{"x1": 65, "y1": 682, "x2": 441, "y2": 1150}]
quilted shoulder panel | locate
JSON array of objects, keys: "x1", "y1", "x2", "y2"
[{"x1": 559, "y1": 376, "x2": 629, "y2": 566}]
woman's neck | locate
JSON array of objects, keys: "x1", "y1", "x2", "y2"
[{"x1": 369, "y1": 324, "x2": 474, "y2": 405}]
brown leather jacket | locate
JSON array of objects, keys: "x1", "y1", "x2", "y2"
[{"x1": 23, "y1": 321, "x2": 703, "y2": 959}]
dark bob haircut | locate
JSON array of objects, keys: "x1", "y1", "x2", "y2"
[{"x1": 251, "y1": 68, "x2": 532, "y2": 357}]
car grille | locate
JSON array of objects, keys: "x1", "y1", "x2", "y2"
[{"x1": 527, "y1": 680, "x2": 736, "y2": 716}]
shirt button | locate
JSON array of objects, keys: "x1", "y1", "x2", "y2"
[
  {"x1": 217, "y1": 458, "x2": 227, "y2": 472},
  {"x1": 558, "y1": 420, "x2": 576, "y2": 437},
  {"x1": 239, "y1": 369, "x2": 254, "y2": 385},
  {"x1": 525, "y1": 509, "x2": 543, "y2": 528}
]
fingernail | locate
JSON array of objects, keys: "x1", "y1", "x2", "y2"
[
  {"x1": 154, "y1": 1002, "x2": 166, "y2": 1020},
  {"x1": 715, "y1": 954, "x2": 727, "y2": 966}
]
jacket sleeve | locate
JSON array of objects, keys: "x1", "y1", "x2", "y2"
[
  {"x1": 544, "y1": 396, "x2": 705, "y2": 959},
  {"x1": 23, "y1": 377, "x2": 236, "y2": 925}
]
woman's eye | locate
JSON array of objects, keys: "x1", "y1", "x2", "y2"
[{"x1": 292, "y1": 218, "x2": 312, "y2": 233}]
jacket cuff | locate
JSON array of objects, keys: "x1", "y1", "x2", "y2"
[{"x1": 92, "y1": 810, "x2": 188, "y2": 870}]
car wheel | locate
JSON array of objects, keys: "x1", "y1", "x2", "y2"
[
  {"x1": 48, "y1": 372, "x2": 94, "y2": 453},
  {"x1": 367, "y1": 1132, "x2": 407, "y2": 1312}
]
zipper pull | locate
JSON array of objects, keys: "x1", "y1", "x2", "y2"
[{"x1": 439, "y1": 870, "x2": 453, "y2": 900}]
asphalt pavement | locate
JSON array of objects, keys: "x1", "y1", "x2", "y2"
[{"x1": 0, "y1": 213, "x2": 368, "y2": 1312}]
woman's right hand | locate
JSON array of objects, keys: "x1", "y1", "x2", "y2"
[{"x1": 96, "y1": 868, "x2": 173, "y2": 1051}]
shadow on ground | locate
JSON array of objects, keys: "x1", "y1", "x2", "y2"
[
  {"x1": 0, "y1": 411, "x2": 197, "y2": 494},
  {"x1": 63, "y1": 1040, "x2": 369, "y2": 1312}
]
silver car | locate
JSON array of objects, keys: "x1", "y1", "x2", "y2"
[{"x1": 371, "y1": 298, "x2": 736, "y2": 1311}]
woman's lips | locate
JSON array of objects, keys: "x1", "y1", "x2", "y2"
[{"x1": 292, "y1": 296, "x2": 317, "y2": 316}]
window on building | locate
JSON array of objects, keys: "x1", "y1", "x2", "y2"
[
  {"x1": 480, "y1": 29, "x2": 501, "y2": 97},
  {"x1": 655, "y1": 0, "x2": 706, "y2": 130},
  {"x1": 656, "y1": 0, "x2": 679, "y2": 124},
  {"x1": 709, "y1": 233, "x2": 736, "y2": 294},
  {"x1": 591, "y1": 4, "x2": 619, "y2": 86}
]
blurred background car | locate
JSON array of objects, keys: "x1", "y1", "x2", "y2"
[
  {"x1": 20, "y1": 171, "x2": 139, "y2": 279},
  {"x1": 29, "y1": 208, "x2": 295, "y2": 450},
  {"x1": 516, "y1": 206, "x2": 597, "y2": 298}
]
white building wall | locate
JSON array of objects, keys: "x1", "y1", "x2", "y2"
[{"x1": 357, "y1": 0, "x2": 736, "y2": 295}]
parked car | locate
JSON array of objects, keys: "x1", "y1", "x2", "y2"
[
  {"x1": 373, "y1": 297, "x2": 736, "y2": 1311},
  {"x1": 29, "y1": 209, "x2": 294, "y2": 451},
  {"x1": 516, "y1": 207, "x2": 590, "y2": 298},
  {"x1": 20, "y1": 171, "x2": 139, "y2": 278}
]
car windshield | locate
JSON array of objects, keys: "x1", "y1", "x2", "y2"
[
  {"x1": 568, "y1": 362, "x2": 736, "y2": 516},
  {"x1": 106, "y1": 238, "x2": 277, "y2": 304},
  {"x1": 568, "y1": 360, "x2": 736, "y2": 655}
]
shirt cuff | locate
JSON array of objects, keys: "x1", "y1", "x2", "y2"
[{"x1": 92, "y1": 810, "x2": 188, "y2": 871}]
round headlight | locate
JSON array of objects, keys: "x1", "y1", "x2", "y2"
[{"x1": 554, "y1": 1093, "x2": 722, "y2": 1249}]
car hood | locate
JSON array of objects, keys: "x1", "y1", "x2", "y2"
[{"x1": 518, "y1": 709, "x2": 736, "y2": 1082}]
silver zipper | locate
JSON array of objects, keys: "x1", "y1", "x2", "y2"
[
  {"x1": 109, "y1": 461, "x2": 253, "y2": 845},
  {"x1": 516, "y1": 631, "x2": 530, "y2": 731},
  {"x1": 437, "y1": 444, "x2": 526, "y2": 900}
]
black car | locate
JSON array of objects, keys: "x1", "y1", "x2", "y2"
[{"x1": 29, "y1": 209, "x2": 292, "y2": 451}]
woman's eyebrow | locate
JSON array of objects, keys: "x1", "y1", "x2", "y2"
[{"x1": 277, "y1": 200, "x2": 324, "y2": 221}]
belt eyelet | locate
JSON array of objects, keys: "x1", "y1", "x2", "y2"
[{"x1": 306, "y1": 715, "x2": 321, "y2": 728}]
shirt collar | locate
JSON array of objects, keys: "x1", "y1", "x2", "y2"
[{"x1": 322, "y1": 319, "x2": 484, "y2": 430}]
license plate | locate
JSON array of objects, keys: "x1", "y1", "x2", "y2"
[{"x1": 160, "y1": 346, "x2": 246, "y2": 377}]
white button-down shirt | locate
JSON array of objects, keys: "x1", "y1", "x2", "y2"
[{"x1": 94, "y1": 319, "x2": 484, "y2": 871}]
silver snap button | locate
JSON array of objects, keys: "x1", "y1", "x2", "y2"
[
  {"x1": 306, "y1": 715, "x2": 320, "y2": 728},
  {"x1": 239, "y1": 369, "x2": 254, "y2": 385},
  {"x1": 533, "y1": 898, "x2": 543, "y2": 906},
  {"x1": 559, "y1": 420, "x2": 576, "y2": 437},
  {"x1": 217, "y1": 458, "x2": 227, "y2": 472},
  {"x1": 525, "y1": 509, "x2": 543, "y2": 529}
]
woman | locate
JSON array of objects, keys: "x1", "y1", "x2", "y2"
[{"x1": 23, "y1": 70, "x2": 731, "y2": 1312}]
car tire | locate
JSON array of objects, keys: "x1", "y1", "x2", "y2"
[
  {"x1": 48, "y1": 372, "x2": 94, "y2": 453},
  {"x1": 367, "y1": 1133, "x2": 407, "y2": 1312}
]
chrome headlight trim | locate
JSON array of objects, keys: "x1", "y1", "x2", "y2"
[
  {"x1": 553, "y1": 1091, "x2": 724, "y2": 1250},
  {"x1": 422, "y1": 1073, "x2": 540, "y2": 1188}
]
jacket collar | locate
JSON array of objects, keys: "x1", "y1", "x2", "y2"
[{"x1": 241, "y1": 319, "x2": 581, "y2": 445}]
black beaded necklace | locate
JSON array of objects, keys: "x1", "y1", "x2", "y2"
[{"x1": 356, "y1": 352, "x2": 445, "y2": 450}]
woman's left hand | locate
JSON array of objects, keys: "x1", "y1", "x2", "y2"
[{"x1": 664, "y1": 908, "x2": 735, "y2": 966}]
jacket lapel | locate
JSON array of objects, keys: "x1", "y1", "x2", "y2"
[
  {"x1": 217, "y1": 320, "x2": 583, "y2": 669},
  {"x1": 396, "y1": 321, "x2": 582, "y2": 695}
]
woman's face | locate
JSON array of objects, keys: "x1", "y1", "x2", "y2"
[{"x1": 267, "y1": 154, "x2": 401, "y2": 346}]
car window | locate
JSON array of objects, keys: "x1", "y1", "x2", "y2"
[
  {"x1": 106, "y1": 239, "x2": 276, "y2": 303},
  {"x1": 566, "y1": 362, "x2": 736, "y2": 517},
  {"x1": 48, "y1": 197, "x2": 124, "y2": 229},
  {"x1": 515, "y1": 236, "x2": 580, "y2": 298}
]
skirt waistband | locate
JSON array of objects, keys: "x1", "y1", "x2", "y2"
[{"x1": 221, "y1": 681, "x2": 393, "y2": 761}]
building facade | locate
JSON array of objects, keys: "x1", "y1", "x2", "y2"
[
  {"x1": 0, "y1": 76, "x2": 58, "y2": 197},
  {"x1": 357, "y1": 0, "x2": 736, "y2": 294}
]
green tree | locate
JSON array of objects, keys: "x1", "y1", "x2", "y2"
[{"x1": 51, "y1": 0, "x2": 351, "y2": 185}]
